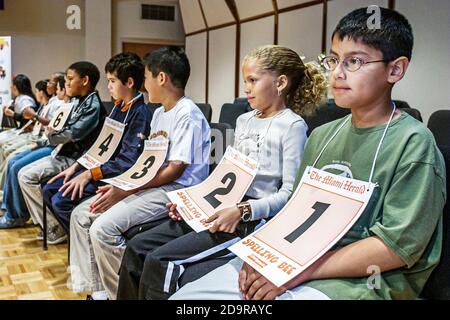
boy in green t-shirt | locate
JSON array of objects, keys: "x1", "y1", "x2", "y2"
[{"x1": 171, "y1": 7, "x2": 447, "y2": 300}]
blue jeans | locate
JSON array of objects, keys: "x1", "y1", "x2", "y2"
[{"x1": 2, "y1": 147, "x2": 54, "y2": 221}]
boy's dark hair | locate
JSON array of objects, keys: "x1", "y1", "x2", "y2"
[
  {"x1": 35, "y1": 80, "x2": 51, "y2": 99},
  {"x1": 67, "y1": 61, "x2": 100, "y2": 89},
  {"x1": 105, "y1": 52, "x2": 144, "y2": 90},
  {"x1": 55, "y1": 73, "x2": 66, "y2": 91},
  {"x1": 332, "y1": 7, "x2": 414, "y2": 61},
  {"x1": 143, "y1": 46, "x2": 190, "y2": 89}
]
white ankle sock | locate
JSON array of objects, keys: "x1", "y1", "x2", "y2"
[{"x1": 91, "y1": 291, "x2": 108, "y2": 300}]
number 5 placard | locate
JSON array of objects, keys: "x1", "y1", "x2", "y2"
[
  {"x1": 49, "y1": 103, "x2": 73, "y2": 130},
  {"x1": 77, "y1": 117, "x2": 126, "y2": 169},
  {"x1": 167, "y1": 147, "x2": 258, "y2": 233},
  {"x1": 101, "y1": 138, "x2": 169, "y2": 191},
  {"x1": 229, "y1": 166, "x2": 375, "y2": 288}
]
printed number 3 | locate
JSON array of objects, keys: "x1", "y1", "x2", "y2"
[
  {"x1": 203, "y1": 172, "x2": 237, "y2": 209},
  {"x1": 284, "y1": 202, "x2": 330, "y2": 243},
  {"x1": 130, "y1": 156, "x2": 156, "y2": 180}
]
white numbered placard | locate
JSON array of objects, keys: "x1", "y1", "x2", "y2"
[
  {"x1": 101, "y1": 138, "x2": 168, "y2": 191},
  {"x1": 32, "y1": 104, "x2": 50, "y2": 136},
  {"x1": 48, "y1": 103, "x2": 73, "y2": 130},
  {"x1": 167, "y1": 147, "x2": 258, "y2": 233},
  {"x1": 15, "y1": 120, "x2": 33, "y2": 135},
  {"x1": 230, "y1": 166, "x2": 375, "y2": 287},
  {"x1": 77, "y1": 117, "x2": 126, "y2": 169}
]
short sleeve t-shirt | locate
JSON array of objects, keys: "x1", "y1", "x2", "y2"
[
  {"x1": 150, "y1": 96, "x2": 211, "y2": 187},
  {"x1": 293, "y1": 111, "x2": 446, "y2": 299},
  {"x1": 14, "y1": 95, "x2": 36, "y2": 114}
]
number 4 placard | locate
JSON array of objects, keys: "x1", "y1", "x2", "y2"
[
  {"x1": 101, "y1": 138, "x2": 169, "y2": 191},
  {"x1": 167, "y1": 147, "x2": 258, "y2": 233},
  {"x1": 77, "y1": 117, "x2": 125, "y2": 169},
  {"x1": 229, "y1": 166, "x2": 375, "y2": 288}
]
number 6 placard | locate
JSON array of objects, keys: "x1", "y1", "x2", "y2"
[
  {"x1": 229, "y1": 166, "x2": 375, "y2": 288},
  {"x1": 101, "y1": 138, "x2": 169, "y2": 191},
  {"x1": 167, "y1": 147, "x2": 258, "y2": 233},
  {"x1": 49, "y1": 103, "x2": 73, "y2": 130},
  {"x1": 77, "y1": 117, "x2": 126, "y2": 169}
]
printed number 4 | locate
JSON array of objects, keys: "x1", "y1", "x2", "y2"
[
  {"x1": 99, "y1": 133, "x2": 114, "y2": 156},
  {"x1": 284, "y1": 202, "x2": 330, "y2": 243},
  {"x1": 203, "y1": 172, "x2": 237, "y2": 209}
]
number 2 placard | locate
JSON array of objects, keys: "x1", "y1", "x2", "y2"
[
  {"x1": 101, "y1": 138, "x2": 169, "y2": 191},
  {"x1": 230, "y1": 166, "x2": 375, "y2": 288},
  {"x1": 77, "y1": 117, "x2": 125, "y2": 169},
  {"x1": 167, "y1": 147, "x2": 258, "y2": 233}
]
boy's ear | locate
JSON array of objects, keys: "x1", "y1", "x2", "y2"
[
  {"x1": 158, "y1": 72, "x2": 168, "y2": 86},
  {"x1": 387, "y1": 57, "x2": 409, "y2": 84},
  {"x1": 82, "y1": 75, "x2": 90, "y2": 87},
  {"x1": 126, "y1": 77, "x2": 135, "y2": 89}
]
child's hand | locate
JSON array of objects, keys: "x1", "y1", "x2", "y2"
[
  {"x1": 22, "y1": 107, "x2": 36, "y2": 120},
  {"x1": 3, "y1": 107, "x2": 14, "y2": 117},
  {"x1": 244, "y1": 273, "x2": 286, "y2": 300},
  {"x1": 206, "y1": 206, "x2": 241, "y2": 234},
  {"x1": 90, "y1": 185, "x2": 131, "y2": 214},
  {"x1": 47, "y1": 163, "x2": 78, "y2": 185},
  {"x1": 59, "y1": 170, "x2": 92, "y2": 201},
  {"x1": 166, "y1": 202, "x2": 183, "y2": 221}
]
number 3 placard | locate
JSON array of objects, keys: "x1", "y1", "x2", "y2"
[
  {"x1": 49, "y1": 103, "x2": 73, "y2": 131},
  {"x1": 77, "y1": 117, "x2": 126, "y2": 169},
  {"x1": 167, "y1": 147, "x2": 258, "y2": 233},
  {"x1": 101, "y1": 138, "x2": 169, "y2": 191},
  {"x1": 230, "y1": 166, "x2": 375, "y2": 287}
]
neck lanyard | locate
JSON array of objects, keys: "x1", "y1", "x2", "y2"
[
  {"x1": 110, "y1": 92, "x2": 143, "y2": 125},
  {"x1": 311, "y1": 102, "x2": 397, "y2": 186}
]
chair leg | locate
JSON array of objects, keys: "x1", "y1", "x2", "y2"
[{"x1": 43, "y1": 201, "x2": 48, "y2": 251}]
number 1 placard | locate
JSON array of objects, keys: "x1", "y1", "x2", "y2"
[
  {"x1": 229, "y1": 166, "x2": 375, "y2": 288},
  {"x1": 167, "y1": 147, "x2": 258, "y2": 233},
  {"x1": 77, "y1": 117, "x2": 125, "y2": 169},
  {"x1": 101, "y1": 138, "x2": 168, "y2": 191}
]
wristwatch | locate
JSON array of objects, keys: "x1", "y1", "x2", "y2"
[
  {"x1": 237, "y1": 202, "x2": 252, "y2": 223},
  {"x1": 33, "y1": 114, "x2": 39, "y2": 122}
]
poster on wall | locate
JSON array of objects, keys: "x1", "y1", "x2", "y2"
[{"x1": 0, "y1": 36, "x2": 12, "y2": 126}]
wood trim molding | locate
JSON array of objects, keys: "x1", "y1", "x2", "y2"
[{"x1": 198, "y1": 0, "x2": 209, "y2": 103}]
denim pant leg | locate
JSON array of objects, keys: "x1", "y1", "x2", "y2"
[{"x1": 3, "y1": 147, "x2": 54, "y2": 221}]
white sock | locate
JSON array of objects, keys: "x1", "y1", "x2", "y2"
[{"x1": 91, "y1": 291, "x2": 108, "y2": 300}]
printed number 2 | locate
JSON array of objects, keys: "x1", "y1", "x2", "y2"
[
  {"x1": 99, "y1": 133, "x2": 114, "y2": 156},
  {"x1": 130, "y1": 156, "x2": 156, "y2": 180},
  {"x1": 203, "y1": 172, "x2": 237, "y2": 209},
  {"x1": 53, "y1": 112, "x2": 64, "y2": 128},
  {"x1": 284, "y1": 202, "x2": 330, "y2": 243}
]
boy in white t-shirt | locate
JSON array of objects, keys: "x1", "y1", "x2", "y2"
[{"x1": 68, "y1": 46, "x2": 211, "y2": 300}]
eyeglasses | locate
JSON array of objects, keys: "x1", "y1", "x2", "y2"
[{"x1": 321, "y1": 56, "x2": 388, "y2": 72}]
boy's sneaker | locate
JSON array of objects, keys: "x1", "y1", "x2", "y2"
[
  {"x1": 36, "y1": 230, "x2": 44, "y2": 241},
  {"x1": 0, "y1": 215, "x2": 27, "y2": 229},
  {"x1": 47, "y1": 225, "x2": 67, "y2": 245}
]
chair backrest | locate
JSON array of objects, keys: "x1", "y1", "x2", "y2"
[
  {"x1": 102, "y1": 101, "x2": 114, "y2": 115},
  {"x1": 402, "y1": 108, "x2": 423, "y2": 122},
  {"x1": 421, "y1": 145, "x2": 450, "y2": 299},
  {"x1": 196, "y1": 103, "x2": 212, "y2": 123},
  {"x1": 146, "y1": 103, "x2": 161, "y2": 116},
  {"x1": 393, "y1": 100, "x2": 411, "y2": 109},
  {"x1": 209, "y1": 122, "x2": 234, "y2": 173},
  {"x1": 303, "y1": 99, "x2": 351, "y2": 136},
  {"x1": 234, "y1": 97, "x2": 248, "y2": 105},
  {"x1": 219, "y1": 103, "x2": 251, "y2": 129},
  {"x1": 428, "y1": 110, "x2": 450, "y2": 146}
]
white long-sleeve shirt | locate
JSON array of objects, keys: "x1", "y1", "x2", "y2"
[{"x1": 234, "y1": 108, "x2": 307, "y2": 220}]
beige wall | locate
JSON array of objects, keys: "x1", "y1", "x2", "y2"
[
  {"x1": 112, "y1": 0, "x2": 185, "y2": 55},
  {"x1": 182, "y1": 0, "x2": 450, "y2": 124},
  {"x1": 0, "y1": 0, "x2": 85, "y2": 89}
]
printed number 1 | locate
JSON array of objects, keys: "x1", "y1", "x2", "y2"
[{"x1": 284, "y1": 202, "x2": 330, "y2": 243}]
